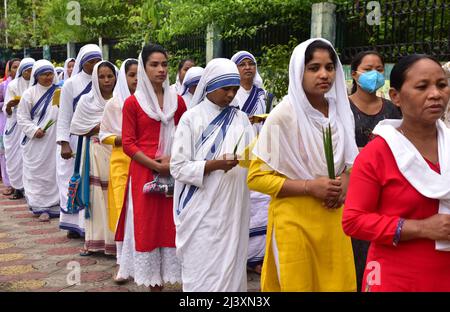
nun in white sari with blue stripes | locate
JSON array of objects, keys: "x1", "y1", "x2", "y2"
[
  {"x1": 231, "y1": 51, "x2": 272, "y2": 272},
  {"x1": 181, "y1": 66, "x2": 204, "y2": 109},
  {"x1": 171, "y1": 58, "x2": 255, "y2": 291},
  {"x1": 3, "y1": 58, "x2": 35, "y2": 195},
  {"x1": 56, "y1": 44, "x2": 102, "y2": 236},
  {"x1": 17, "y1": 60, "x2": 60, "y2": 220}
]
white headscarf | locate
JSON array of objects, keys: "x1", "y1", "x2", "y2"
[
  {"x1": 70, "y1": 61, "x2": 117, "y2": 135},
  {"x1": 30, "y1": 60, "x2": 58, "y2": 86},
  {"x1": 11, "y1": 58, "x2": 35, "y2": 96},
  {"x1": 113, "y1": 58, "x2": 137, "y2": 109},
  {"x1": 63, "y1": 58, "x2": 75, "y2": 80},
  {"x1": 190, "y1": 58, "x2": 241, "y2": 108},
  {"x1": 373, "y1": 119, "x2": 450, "y2": 251},
  {"x1": 134, "y1": 52, "x2": 178, "y2": 157},
  {"x1": 71, "y1": 44, "x2": 103, "y2": 77},
  {"x1": 181, "y1": 66, "x2": 204, "y2": 96},
  {"x1": 55, "y1": 67, "x2": 64, "y2": 81},
  {"x1": 99, "y1": 59, "x2": 137, "y2": 142},
  {"x1": 253, "y1": 38, "x2": 358, "y2": 180},
  {"x1": 231, "y1": 50, "x2": 263, "y2": 88}
]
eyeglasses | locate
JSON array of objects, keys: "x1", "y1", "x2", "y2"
[{"x1": 237, "y1": 61, "x2": 256, "y2": 68}]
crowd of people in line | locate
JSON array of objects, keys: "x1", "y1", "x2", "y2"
[{"x1": 0, "y1": 37, "x2": 449, "y2": 292}]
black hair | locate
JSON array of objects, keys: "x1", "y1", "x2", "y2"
[
  {"x1": 390, "y1": 54, "x2": 442, "y2": 91},
  {"x1": 178, "y1": 58, "x2": 195, "y2": 73},
  {"x1": 98, "y1": 61, "x2": 116, "y2": 77},
  {"x1": 9, "y1": 58, "x2": 21, "y2": 66},
  {"x1": 141, "y1": 44, "x2": 168, "y2": 65},
  {"x1": 124, "y1": 59, "x2": 138, "y2": 74},
  {"x1": 350, "y1": 50, "x2": 384, "y2": 94},
  {"x1": 304, "y1": 40, "x2": 338, "y2": 67}
]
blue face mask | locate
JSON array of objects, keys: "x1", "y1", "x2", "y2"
[{"x1": 357, "y1": 70, "x2": 385, "y2": 93}]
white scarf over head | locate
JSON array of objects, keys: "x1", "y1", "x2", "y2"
[
  {"x1": 71, "y1": 44, "x2": 103, "y2": 77},
  {"x1": 99, "y1": 59, "x2": 136, "y2": 142},
  {"x1": 134, "y1": 52, "x2": 178, "y2": 157},
  {"x1": 190, "y1": 58, "x2": 241, "y2": 108},
  {"x1": 373, "y1": 119, "x2": 450, "y2": 251},
  {"x1": 114, "y1": 58, "x2": 137, "y2": 109},
  {"x1": 63, "y1": 58, "x2": 75, "y2": 80},
  {"x1": 181, "y1": 66, "x2": 204, "y2": 96},
  {"x1": 70, "y1": 61, "x2": 116, "y2": 135},
  {"x1": 231, "y1": 50, "x2": 263, "y2": 88},
  {"x1": 29, "y1": 60, "x2": 58, "y2": 86},
  {"x1": 55, "y1": 67, "x2": 64, "y2": 81},
  {"x1": 11, "y1": 58, "x2": 35, "y2": 96},
  {"x1": 253, "y1": 38, "x2": 358, "y2": 180}
]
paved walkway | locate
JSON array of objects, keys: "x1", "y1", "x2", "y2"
[{"x1": 0, "y1": 182, "x2": 261, "y2": 292}]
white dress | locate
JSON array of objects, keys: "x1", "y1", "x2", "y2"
[
  {"x1": 3, "y1": 78, "x2": 29, "y2": 190},
  {"x1": 17, "y1": 84, "x2": 59, "y2": 216},
  {"x1": 234, "y1": 86, "x2": 272, "y2": 267},
  {"x1": 171, "y1": 98, "x2": 254, "y2": 291},
  {"x1": 56, "y1": 70, "x2": 92, "y2": 234}
]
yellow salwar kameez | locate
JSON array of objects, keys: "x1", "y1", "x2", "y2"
[
  {"x1": 102, "y1": 135, "x2": 131, "y2": 232},
  {"x1": 247, "y1": 157, "x2": 356, "y2": 292}
]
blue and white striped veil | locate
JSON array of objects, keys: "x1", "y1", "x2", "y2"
[
  {"x1": 71, "y1": 44, "x2": 103, "y2": 77},
  {"x1": 11, "y1": 58, "x2": 35, "y2": 96},
  {"x1": 181, "y1": 66, "x2": 204, "y2": 96},
  {"x1": 30, "y1": 60, "x2": 58, "y2": 86},
  {"x1": 17, "y1": 58, "x2": 36, "y2": 78},
  {"x1": 189, "y1": 58, "x2": 241, "y2": 108},
  {"x1": 230, "y1": 51, "x2": 263, "y2": 88}
]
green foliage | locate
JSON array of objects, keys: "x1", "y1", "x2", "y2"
[
  {"x1": 258, "y1": 38, "x2": 299, "y2": 100},
  {"x1": 158, "y1": 0, "x2": 314, "y2": 41},
  {"x1": 167, "y1": 48, "x2": 206, "y2": 84}
]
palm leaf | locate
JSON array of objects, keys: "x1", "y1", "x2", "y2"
[
  {"x1": 322, "y1": 124, "x2": 335, "y2": 179},
  {"x1": 43, "y1": 119, "x2": 56, "y2": 132},
  {"x1": 233, "y1": 130, "x2": 246, "y2": 155}
]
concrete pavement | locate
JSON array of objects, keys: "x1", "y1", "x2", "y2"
[{"x1": 0, "y1": 182, "x2": 261, "y2": 292}]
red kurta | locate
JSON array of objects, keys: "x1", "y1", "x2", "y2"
[
  {"x1": 343, "y1": 136, "x2": 450, "y2": 292},
  {"x1": 115, "y1": 95, "x2": 186, "y2": 252}
]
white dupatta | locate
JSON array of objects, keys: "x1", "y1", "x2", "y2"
[
  {"x1": 63, "y1": 58, "x2": 75, "y2": 81},
  {"x1": 134, "y1": 53, "x2": 178, "y2": 157},
  {"x1": 373, "y1": 119, "x2": 450, "y2": 251},
  {"x1": 99, "y1": 58, "x2": 136, "y2": 142},
  {"x1": 70, "y1": 61, "x2": 116, "y2": 135},
  {"x1": 253, "y1": 38, "x2": 358, "y2": 180}
]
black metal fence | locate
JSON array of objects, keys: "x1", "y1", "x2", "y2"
[
  {"x1": 222, "y1": 23, "x2": 310, "y2": 59},
  {"x1": 1, "y1": 22, "x2": 311, "y2": 66},
  {"x1": 160, "y1": 32, "x2": 206, "y2": 66},
  {"x1": 336, "y1": 0, "x2": 450, "y2": 64}
]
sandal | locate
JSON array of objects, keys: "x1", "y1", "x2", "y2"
[
  {"x1": 67, "y1": 231, "x2": 81, "y2": 239},
  {"x1": 38, "y1": 212, "x2": 50, "y2": 222},
  {"x1": 113, "y1": 265, "x2": 129, "y2": 285},
  {"x1": 2, "y1": 187, "x2": 14, "y2": 196},
  {"x1": 9, "y1": 190, "x2": 24, "y2": 200},
  {"x1": 79, "y1": 249, "x2": 93, "y2": 257}
]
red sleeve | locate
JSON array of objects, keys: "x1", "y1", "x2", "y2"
[
  {"x1": 342, "y1": 138, "x2": 400, "y2": 245},
  {"x1": 174, "y1": 95, "x2": 187, "y2": 125},
  {"x1": 122, "y1": 96, "x2": 141, "y2": 158}
]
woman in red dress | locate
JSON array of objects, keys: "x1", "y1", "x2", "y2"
[
  {"x1": 115, "y1": 44, "x2": 186, "y2": 291},
  {"x1": 343, "y1": 54, "x2": 450, "y2": 292}
]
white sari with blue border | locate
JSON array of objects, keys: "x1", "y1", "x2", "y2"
[
  {"x1": 17, "y1": 82, "x2": 60, "y2": 216},
  {"x1": 171, "y1": 98, "x2": 254, "y2": 291}
]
